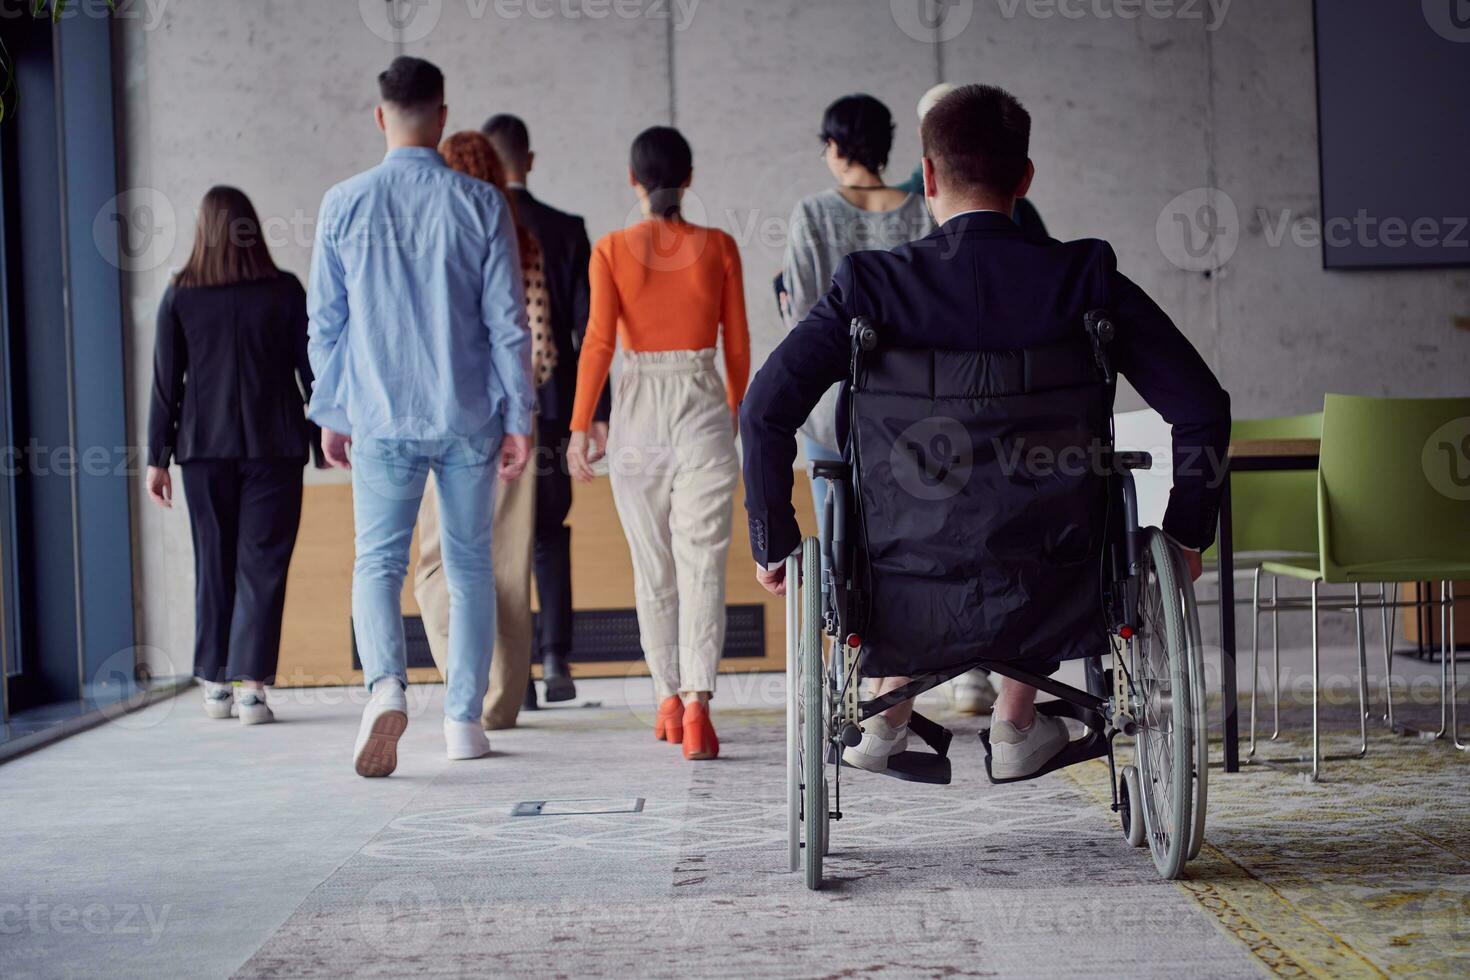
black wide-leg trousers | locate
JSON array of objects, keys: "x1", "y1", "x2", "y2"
[
  {"x1": 181, "y1": 458, "x2": 304, "y2": 685},
  {"x1": 533, "y1": 416, "x2": 575, "y2": 662}
]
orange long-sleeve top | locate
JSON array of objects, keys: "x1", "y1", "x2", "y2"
[{"x1": 570, "y1": 218, "x2": 750, "y2": 432}]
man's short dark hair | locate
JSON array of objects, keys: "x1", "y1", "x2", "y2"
[
  {"x1": 377, "y1": 56, "x2": 444, "y2": 112},
  {"x1": 482, "y1": 114, "x2": 530, "y2": 172},
  {"x1": 921, "y1": 84, "x2": 1031, "y2": 198},
  {"x1": 819, "y1": 94, "x2": 895, "y2": 175}
]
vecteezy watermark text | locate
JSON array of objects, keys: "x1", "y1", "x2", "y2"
[
  {"x1": 993, "y1": 0, "x2": 1231, "y2": 30},
  {"x1": 360, "y1": 0, "x2": 700, "y2": 43},
  {"x1": 0, "y1": 899, "x2": 171, "y2": 946},
  {"x1": 0, "y1": 0, "x2": 170, "y2": 29}
]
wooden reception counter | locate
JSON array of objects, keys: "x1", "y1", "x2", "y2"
[{"x1": 273, "y1": 472, "x2": 817, "y2": 688}]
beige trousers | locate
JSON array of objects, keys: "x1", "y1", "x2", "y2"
[
  {"x1": 607, "y1": 350, "x2": 739, "y2": 701},
  {"x1": 414, "y1": 435, "x2": 536, "y2": 729}
]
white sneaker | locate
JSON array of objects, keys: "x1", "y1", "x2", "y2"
[
  {"x1": 444, "y1": 718, "x2": 490, "y2": 761},
  {"x1": 237, "y1": 690, "x2": 274, "y2": 726},
  {"x1": 354, "y1": 681, "x2": 408, "y2": 777},
  {"x1": 951, "y1": 669, "x2": 997, "y2": 715},
  {"x1": 989, "y1": 715, "x2": 1070, "y2": 779},
  {"x1": 202, "y1": 682, "x2": 234, "y2": 719},
  {"x1": 842, "y1": 716, "x2": 909, "y2": 772}
]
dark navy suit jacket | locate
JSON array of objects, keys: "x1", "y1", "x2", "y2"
[
  {"x1": 740, "y1": 210, "x2": 1232, "y2": 566},
  {"x1": 508, "y1": 187, "x2": 609, "y2": 424}
]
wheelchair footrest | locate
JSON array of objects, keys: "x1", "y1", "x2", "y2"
[
  {"x1": 978, "y1": 699, "x2": 1110, "y2": 785},
  {"x1": 829, "y1": 744, "x2": 953, "y2": 784},
  {"x1": 827, "y1": 710, "x2": 955, "y2": 784}
]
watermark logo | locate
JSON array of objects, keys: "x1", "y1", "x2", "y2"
[
  {"x1": 93, "y1": 186, "x2": 176, "y2": 274},
  {"x1": 891, "y1": 417, "x2": 973, "y2": 501},
  {"x1": 91, "y1": 645, "x2": 179, "y2": 730},
  {"x1": 619, "y1": 189, "x2": 713, "y2": 273},
  {"x1": 1156, "y1": 186, "x2": 1239, "y2": 272},
  {"x1": 1424, "y1": 0, "x2": 1470, "y2": 43},
  {"x1": 360, "y1": 0, "x2": 444, "y2": 43},
  {"x1": 891, "y1": 0, "x2": 974, "y2": 43},
  {"x1": 1422, "y1": 416, "x2": 1470, "y2": 501},
  {"x1": 358, "y1": 877, "x2": 440, "y2": 956}
]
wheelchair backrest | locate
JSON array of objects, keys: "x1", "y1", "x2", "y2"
[{"x1": 844, "y1": 328, "x2": 1118, "y2": 673}]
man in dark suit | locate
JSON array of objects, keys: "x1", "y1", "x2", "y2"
[
  {"x1": 740, "y1": 85, "x2": 1230, "y2": 778},
  {"x1": 483, "y1": 114, "x2": 609, "y2": 706}
]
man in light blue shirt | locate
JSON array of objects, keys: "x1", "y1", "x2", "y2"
[{"x1": 307, "y1": 57, "x2": 534, "y2": 777}]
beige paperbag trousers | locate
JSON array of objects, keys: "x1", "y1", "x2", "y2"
[
  {"x1": 414, "y1": 431, "x2": 536, "y2": 730},
  {"x1": 607, "y1": 349, "x2": 739, "y2": 700}
]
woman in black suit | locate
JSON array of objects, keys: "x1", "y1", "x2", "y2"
[{"x1": 145, "y1": 186, "x2": 316, "y2": 725}]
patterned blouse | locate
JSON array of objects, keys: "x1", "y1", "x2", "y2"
[{"x1": 524, "y1": 236, "x2": 557, "y2": 388}]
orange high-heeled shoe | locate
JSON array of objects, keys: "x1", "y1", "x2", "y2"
[
  {"x1": 654, "y1": 695, "x2": 684, "y2": 743},
  {"x1": 682, "y1": 701, "x2": 719, "y2": 761}
]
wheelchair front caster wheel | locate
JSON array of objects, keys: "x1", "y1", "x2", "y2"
[
  {"x1": 839, "y1": 722, "x2": 862, "y2": 748},
  {"x1": 1120, "y1": 765, "x2": 1146, "y2": 848}
]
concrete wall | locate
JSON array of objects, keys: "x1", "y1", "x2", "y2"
[{"x1": 116, "y1": 0, "x2": 1470, "y2": 672}]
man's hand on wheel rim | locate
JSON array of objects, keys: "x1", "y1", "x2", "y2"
[{"x1": 755, "y1": 563, "x2": 788, "y2": 597}]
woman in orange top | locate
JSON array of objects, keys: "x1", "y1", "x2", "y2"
[{"x1": 566, "y1": 126, "x2": 750, "y2": 761}]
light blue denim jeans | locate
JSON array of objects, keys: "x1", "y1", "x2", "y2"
[{"x1": 351, "y1": 435, "x2": 499, "y2": 722}]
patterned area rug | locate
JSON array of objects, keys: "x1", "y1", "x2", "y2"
[
  {"x1": 1068, "y1": 717, "x2": 1470, "y2": 979},
  {"x1": 234, "y1": 704, "x2": 1468, "y2": 979}
]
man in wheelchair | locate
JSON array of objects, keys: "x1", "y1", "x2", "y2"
[{"x1": 740, "y1": 84, "x2": 1231, "y2": 783}]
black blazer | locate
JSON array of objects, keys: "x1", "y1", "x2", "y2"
[
  {"x1": 147, "y1": 273, "x2": 317, "y2": 467},
  {"x1": 508, "y1": 187, "x2": 609, "y2": 424},
  {"x1": 740, "y1": 211, "x2": 1232, "y2": 565}
]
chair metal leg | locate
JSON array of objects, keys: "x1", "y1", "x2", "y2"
[
  {"x1": 1248, "y1": 566, "x2": 1262, "y2": 758},
  {"x1": 1451, "y1": 581, "x2": 1466, "y2": 752},
  {"x1": 1435, "y1": 581, "x2": 1449, "y2": 740},
  {"x1": 1270, "y1": 573, "x2": 1281, "y2": 739},
  {"x1": 1352, "y1": 583, "x2": 1368, "y2": 758},
  {"x1": 1310, "y1": 580, "x2": 1321, "y2": 782},
  {"x1": 1382, "y1": 582, "x2": 1397, "y2": 729}
]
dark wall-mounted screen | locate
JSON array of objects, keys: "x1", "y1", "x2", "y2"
[{"x1": 1314, "y1": 1, "x2": 1470, "y2": 270}]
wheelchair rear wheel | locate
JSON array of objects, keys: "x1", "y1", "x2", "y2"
[
  {"x1": 1168, "y1": 541, "x2": 1209, "y2": 862},
  {"x1": 1131, "y1": 529, "x2": 1197, "y2": 880},
  {"x1": 799, "y1": 538, "x2": 828, "y2": 890}
]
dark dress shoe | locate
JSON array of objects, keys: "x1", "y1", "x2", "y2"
[
  {"x1": 542, "y1": 651, "x2": 577, "y2": 703},
  {"x1": 522, "y1": 677, "x2": 539, "y2": 711}
]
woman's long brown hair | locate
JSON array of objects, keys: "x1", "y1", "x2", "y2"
[
  {"x1": 174, "y1": 186, "x2": 279, "y2": 289},
  {"x1": 439, "y1": 130, "x2": 537, "y2": 268}
]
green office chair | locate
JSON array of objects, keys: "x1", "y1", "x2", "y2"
[{"x1": 1254, "y1": 395, "x2": 1470, "y2": 779}]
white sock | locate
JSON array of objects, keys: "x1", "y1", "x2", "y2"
[{"x1": 204, "y1": 682, "x2": 231, "y2": 699}]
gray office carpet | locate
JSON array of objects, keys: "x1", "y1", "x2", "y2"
[{"x1": 233, "y1": 705, "x2": 1262, "y2": 979}]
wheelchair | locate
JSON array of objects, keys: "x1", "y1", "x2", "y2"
[{"x1": 784, "y1": 313, "x2": 1208, "y2": 889}]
